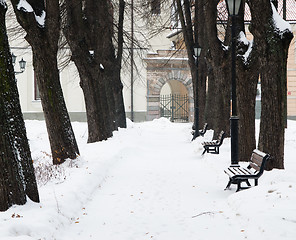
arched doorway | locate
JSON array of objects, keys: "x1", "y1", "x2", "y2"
[
  {"x1": 160, "y1": 80, "x2": 190, "y2": 122},
  {"x1": 144, "y1": 49, "x2": 194, "y2": 122}
]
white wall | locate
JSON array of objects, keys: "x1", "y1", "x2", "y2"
[{"x1": 8, "y1": 0, "x2": 175, "y2": 121}]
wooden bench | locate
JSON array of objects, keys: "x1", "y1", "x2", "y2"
[
  {"x1": 201, "y1": 130, "x2": 225, "y2": 155},
  {"x1": 192, "y1": 123, "x2": 208, "y2": 140},
  {"x1": 224, "y1": 149, "x2": 270, "y2": 192},
  {"x1": 199, "y1": 123, "x2": 208, "y2": 137}
]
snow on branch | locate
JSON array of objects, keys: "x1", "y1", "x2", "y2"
[
  {"x1": 271, "y1": 2, "x2": 291, "y2": 35},
  {"x1": 17, "y1": 0, "x2": 46, "y2": 27},
  {"x1": 238, "y1": 31, "x2": 253, "y2": 64},
  {"x1": 0, "y1": 0, "x2": 7, "y2": 8}
]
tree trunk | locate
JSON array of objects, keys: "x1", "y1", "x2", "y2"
[
  {"x1": 196, "y1": 0, "x2": 207, "y2": 128},
  {"x1": 11, "y1": 0, "x2": 80, "y2": 165},
  {"x1": 203, "y1": 0, "x2": 231, "y2": 138},
  {"x1": 73, "y1": 53, "x2": 113, "y2": 142},
  {"x1": 235, "y1": 1, "x2": 259, "y2": 161},
  {"x1": 114, "y1": 0, "x2": 127, "y2": 128},
  {"x1": 198, "y1": 53, "x2": 207, "y2": 126},
  {"x1": 204, "y1": 68, "x2": 216, "y2": 129},
  {"x1": 62, "y1": 0, "x2": 126, "y2": 143},
  {"x1": 236, "y1": 62, "x2": 258, "y2": 161},
  {"x1": 31, "y1": 42, "x2": 80, "y2": 164},
  {"x1": 176, "y1": 0, "x2": 208, "y2": 134},
  {"x1": 249, "y1": 0, "x2": 293, "y2": 169},
  {"x1": 0, "y1": 3, "x2": 39, "y2": 211}
]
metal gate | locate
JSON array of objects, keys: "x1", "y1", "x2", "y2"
[{"x1": 160, "y1": 94, "x2": 189, "y2": 122}]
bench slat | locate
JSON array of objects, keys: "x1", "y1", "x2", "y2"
[
  {"x1": 251, "y1": 153, "x2": 264, "y2": 166},
  {"x1": 249, "y1": 162, "x2": 260, "y2": 171},
  {"x1": 231, "y1": 168, "x2": 245, "y2": 175},
  {"x1": 225, "y1": 167, "x2": 256, "y2": 178},
  {"x1": 235, "y1": 168, "x2": 250, "y2": 175},
  {"x1": 242, "y1": 167, "x2": 255, "y2": 175},
  {"x1": 224, "y1": 168, "x2": 236, "y2": 177}
]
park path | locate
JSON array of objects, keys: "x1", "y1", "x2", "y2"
[{"x1": 59, "y1": 121, "x2": 246, "y2": 240}]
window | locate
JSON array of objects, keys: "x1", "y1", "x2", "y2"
[
  {"x1": 34, "y1": 74, "x2": 40, "y2": 100},
  {"x1": 151, "y1": 0, "x2": 161, "y2": 15}
]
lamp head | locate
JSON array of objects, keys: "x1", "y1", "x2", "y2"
[
  {"x1": 194, "y1": 44, "x2": 202, "y2": 57},
  {"x1": 11, "y1": 52, "x2": 16, "y2": 65},
  {"x1": 226, "y1": 0, "x2": 242, "y2": 16},
  {"x1": 19, "y1": 58, "x2": 26, "y2": 72}
]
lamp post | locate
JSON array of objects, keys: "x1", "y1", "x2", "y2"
[
  {"x1": 225, "y1": 0, "x2": 242, "y2": 166},
  {"x1": 12, "y1": 52, "x2": 26, "y2": 75},
  {"x1": 192, "y1": 43, "x2": 202, "y2": 141}
]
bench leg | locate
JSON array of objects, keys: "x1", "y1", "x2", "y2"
[
  {"x1": 246, "y1": 180, "x2": 251, "y2": 187},
  {"x1": 254, "y1": 179, "x2": 258, "y2": 186},
  {"x1": 202, "y1": 147, "x2": 207, "y2": 155},
  {"x1": 236, "y1": 181, "x2": 242, "y2": 192},
  {"x1": 224, "y1": 179, "x2": 232, "y2": 190}
]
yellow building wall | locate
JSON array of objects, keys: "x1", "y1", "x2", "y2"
[{"x1": 287, "y1": 25, "x2": 296, "y2": 117}]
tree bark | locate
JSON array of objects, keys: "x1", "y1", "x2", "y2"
[
  {"x1": 236, "y1": 58, "x2": 258, "y2": 161},
  {"x1": 114, "y1": 0, "x2": 127, "y2": 128},
  {"x1": 203, "y1": 0, "x2": 231, "y2": 138},
  {"x1": 196, "y1": 0, "x2": 207, "y2": 127},
  {"x1": 62, "y1": 0, "x2": 126, "y2": 143},
  {"x1": 10, "y1": 0, "x2": 80, "y2": 165},
  {"x1": 204, "y1": 67, "x2": 216, "y2": 128},
  {"x1": 0, "y1": 2, "x2": 39, "y2": 211},
  {"x1": 176, "y1": 0, "x2": 208, "y2": 134},
  {"x1": 248, "y1": 0, "x2": 293, "y2": 169},
  {"x1": 235, "y1": 1, "x2": 259, "y2": 161}
]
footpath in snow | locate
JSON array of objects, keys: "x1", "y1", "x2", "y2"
[{"x1": 1, "y1": 118, "x2": 296, "y2": 240}]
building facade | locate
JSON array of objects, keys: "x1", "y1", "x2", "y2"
[{"x1": 9, "y1": 0, "x2": 296, "y2": 122}]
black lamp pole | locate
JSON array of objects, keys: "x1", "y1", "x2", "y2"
[
  {"x1": 226, "y1": 0, "x2": 242, "y2": 166},
  {"x1": 192, "y1": 44, "x2": 202, "y2": 141}
]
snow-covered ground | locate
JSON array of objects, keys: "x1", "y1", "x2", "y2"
[{"x1": 1, "y1": 118, "x2": 296, "y2": 240}]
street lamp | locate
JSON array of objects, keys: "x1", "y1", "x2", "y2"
[
  {"x1": 192, "y1": 43, "x2": 202, "y2": 141},
  {"x1": 11, "y1": 52, "x2": 26, "y2": 75},
  {"x1": 226, "y1": 0, "x2": 242, "y2": 166}
]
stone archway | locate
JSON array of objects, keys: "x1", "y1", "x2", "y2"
[{"x1": 144, "y1": 50, "x2": 194, "y2": 121}]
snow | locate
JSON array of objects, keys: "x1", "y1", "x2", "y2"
[
  {"x1": 221, "y1": 43, "x2": 229, "y2": 51},
  {"x1": 271, "y1": 2, "x2": 291, "y2": 33},
  {"x1": 0, "y1": 0, "x2": 6, "y2": 8},
  {"x1": 17, "y1": 0, "x2": 46, "y2": 27},
  {"x1": 238, "y1": 31, "x2": 253, "y2": 64},
  {"x1": 1, "y1": 118, "x2": 296, "y2": 240},
  {"x1": 34, "y1": 10, "x2": 45, "y2": 27}
]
